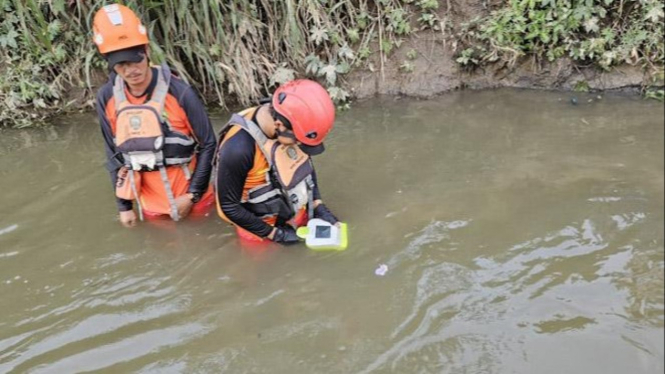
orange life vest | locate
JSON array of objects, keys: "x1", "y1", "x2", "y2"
[{"x1": 112, "y1": 64, "x2": 197, "y2": 221}]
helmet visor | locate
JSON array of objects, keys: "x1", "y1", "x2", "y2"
[
  {"x1": 107, "y1": 46, "x2": 146, "y2": 70},
  {"x1": 298, "y1": 143, "x2": 325, "y2": 156}
]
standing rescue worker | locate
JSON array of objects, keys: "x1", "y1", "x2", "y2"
[
  {"x1": 93, "y1": 4, "x2": 216, "y2": 227},
  {"x1": 215, "y1": 79, "x2": 341, "y2": 244}
]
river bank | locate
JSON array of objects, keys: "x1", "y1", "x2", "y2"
[
  {"x1": 348, "y1": 49, "x2": 651, "y2": 99},
  {"x1": 347, "y1": 0, "x2": 662, "y2": 99},
  {"x1": 1, "y1": 1, "x2": 662, "y2": 128}
]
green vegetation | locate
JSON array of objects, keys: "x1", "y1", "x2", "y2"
[
  {"x1": 1, "y1": 0, "x2": 101, "y2": 128},
  {"x1": 1, "y1": 0, "x2": 443, "y2": 127},
  {"x1": 1, "y1": 0, "x2": 663, "y2": 128},
  {"x1": 456, "y1": 0, "x2": 664, "y2": 77}
]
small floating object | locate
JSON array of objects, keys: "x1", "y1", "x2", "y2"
[
  {"x1": 296, "y1": 218, "x2": 348, "y2": 251},
  {"x1": 375, "y1": 264, "x2": 389, "y2": 276}
]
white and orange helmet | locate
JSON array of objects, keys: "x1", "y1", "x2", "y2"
[{"x1": 93, "y1": 4, "x2": 148, "y2": 54}]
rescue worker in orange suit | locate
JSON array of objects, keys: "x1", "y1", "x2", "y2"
[
  {"x1": 214, "y1": 79, "x2": 340, "y2": 244},
  {"x1": 93, "y1": 4, "x2": 216, "y2": 227}
]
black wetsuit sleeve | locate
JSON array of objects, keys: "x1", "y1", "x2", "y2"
[
  {"x1": 215, "y1": 131, "x2": 274, "y2": 237},
  {"x1": 178, "y1": 86, "x2": 216, "y2": 195},
  {"x1": 95, "y1": 87, "x2": 133, "y2": 212}
]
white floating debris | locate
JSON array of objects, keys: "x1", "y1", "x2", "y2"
[{"x1": 375, "y1": 264, "x2": 389, "y2": 276}]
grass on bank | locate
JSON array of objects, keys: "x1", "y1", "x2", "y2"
[{"x1": 455, "y1": 0, "x2": 663, "y2": 84}]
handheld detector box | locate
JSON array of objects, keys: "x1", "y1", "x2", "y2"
[{"x1": 296, "y1": 218, "x2": 348, "y2": 251}]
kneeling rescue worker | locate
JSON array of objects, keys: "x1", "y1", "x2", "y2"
[
  {"x1": 214, "y1": 79, "x2": 341, "y2": 244},
  {"x1": 93, "y1": 4, "x2": 216, "y2": 227}
]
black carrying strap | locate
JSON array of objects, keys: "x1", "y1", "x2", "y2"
[
  {"x1": 105, "y1": 153, "x2": 124, "y2": 172},
  {"x1": 243, "y1": 195, "x2": 293, "y2": 221}
]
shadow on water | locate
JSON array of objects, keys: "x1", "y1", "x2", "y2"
[{"x1": 0, "y1": 89, "x2": 663, "y2": 373}]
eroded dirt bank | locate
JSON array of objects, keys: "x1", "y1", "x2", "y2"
[{"x1": 346, "y1": 0, "x2": 654, "y2": 99}]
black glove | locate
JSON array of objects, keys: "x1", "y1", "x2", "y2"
[
  {"x1": 314, "y1": 203, "x2": 338, "y2": 225},
  {"x1": 271, "y1": 226, "x2": 301, "y2": 245}
]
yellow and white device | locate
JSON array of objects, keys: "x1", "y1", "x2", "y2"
[{"x1": 296, "y1": 219, "x2": 348, "y2": 251}]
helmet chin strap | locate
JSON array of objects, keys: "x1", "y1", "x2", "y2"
[{"x1": 275, "y1": 128, "x2": 297, "y2": 140}]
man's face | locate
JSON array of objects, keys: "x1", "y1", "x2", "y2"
[
  {"x1": 275, "y1": 120, "x2": 297, "y2": 145},
  {"x1": 113, "y1": 54, "x2": 150, "y2": 87},
  {"x1": 271, "y1": 108, "x2": 297, "y2": 145}
]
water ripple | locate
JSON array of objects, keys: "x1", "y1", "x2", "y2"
[
  {"x1": 0, "y1": 224, "x2": 18, "y2": 237},
  {"x1": 385, "y1": 219, "x2": 471, "y2": 269},
  {"x1": 0, "y1": 296, "x2": 191, "y2": 373},
  {"x1": 29, "y1": 322, "x2": 208, "y2": 374},
  {"x1": 362, "y1": 213, "x2": 661, "y2": 372}
]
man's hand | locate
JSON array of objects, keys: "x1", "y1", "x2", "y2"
[
  {"x1": 269, "y1": 226, "x2": 302, "y2": 245},
  {"x1": 174, "y1": 193, "x2": 194, "y2": 219},
  {"x1": 119, "y1": 210, "x2": 137, "y2": 228},
  {"x1": 313, "y1": 203, "x2": 339, "y2": 225}
]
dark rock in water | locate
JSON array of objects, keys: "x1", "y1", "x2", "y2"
[{"x1": 570, "y1": 97, "x2": 579, "y2": 105}]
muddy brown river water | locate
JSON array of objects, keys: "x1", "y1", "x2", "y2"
[{"x1": 0, "y1": 89, "x2": 663, "y2": 373}]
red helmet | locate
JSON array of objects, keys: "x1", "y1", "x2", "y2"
[
  {"x1": 92, "y1": 4, "x2": 149, "y2": 54},
  {"x1": 272, "y1": 80, "x2": 335, "y2": 155}
]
